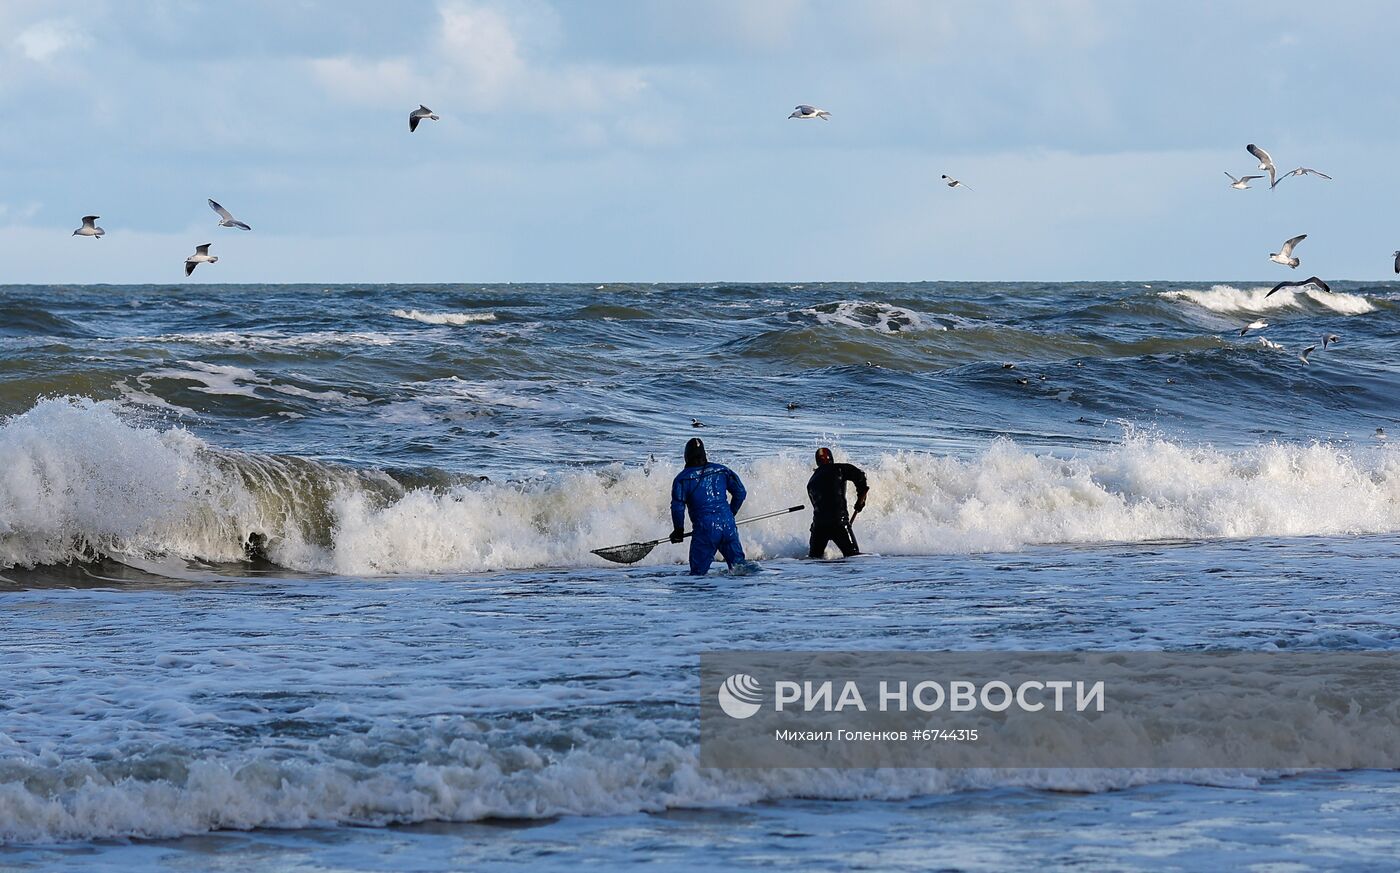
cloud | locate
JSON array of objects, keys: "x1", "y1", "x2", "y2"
[
  {"x1": 685, "y1": 0, "x2": 807, "y2": 51},
  {"x1": 310, "y1": 0, "x2": 647, "y2": 114},
  {"x1": 308, "y1": 56, "x2": 421, "y2": 105},
  {"x1": 2, "y1": 0, "x2": 1398, "y2": 282},
  {"x1": 13, "y1": 18, "x2": 90, "y2": 62},
  {"x1": 0, "y1": 201, "x2": 42, "y2": 225},
  {"x1": 436, "y1": 1, "x2": 527, "y2": 106}
]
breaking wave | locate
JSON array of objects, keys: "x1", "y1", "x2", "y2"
[
  {"x1": 125, "y1": 330, "x2": 397, "y2": 348},
  {"x1": 0, "y1": 720, "x2": 1267, "y2": 844},
  {"x1": 391, "y1": 309, "x2": 498, "y2": 326},
  {"x1": 5, "y1": 398, "x2": 1400, "y2": 575},
  {"x1": 799, "y1": 300, "x2": 942, "y2": 333},
  {"x1": 1160, "y1": 284, "x2": 1377, "y2": 316}
]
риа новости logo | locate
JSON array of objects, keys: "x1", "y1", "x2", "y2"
[{"x1": 717, "y1": 673, "x2": 763, "y2": 719}]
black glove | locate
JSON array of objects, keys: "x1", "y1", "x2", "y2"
[
  {"x1": 670, "y1": 528, "x2": 685, "y2": 544},
  {"x1": 853, "y1": 496, "x2": 867, "y2": 515}
]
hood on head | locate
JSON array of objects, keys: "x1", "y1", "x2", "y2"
[
  {"x1": 815, "y1": 447, "x2": 834, "y2": 466},
  {"x1": 685, "y1": 437, "x2": 707, "y2": 467}
]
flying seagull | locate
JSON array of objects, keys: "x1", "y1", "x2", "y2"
[
  {"x1": 208, "y1": 199, "x2": 251, "y2": 231},
  {"x1": 1265, "y1": 275, "x2": 1330, "y2": 297},
  {"x1": 1239, "y1": 319, "x2": 1269, "y2": 336},
  {"x1": 1273, "y1": 167, "x2": 1332, "y2": 188},
  {"x1": 1323, "y1": 333, "x2": 1340, "y2": 349},
  {"x1": 1300, "y1": 344, "x2": 1316, "y2": 364},
  {"x1": 788, "y1": 104, "x2": 831, "y2": 120},
  {"x1": 1225, "y1": 172, "x2": 1263, "y2": 190},
  {"x1": 409, "y1": 104, "x2": 439, "y2": 132},
  {"x1": 1269, "y1": 234, "x2": 1307, "y2": 269},
  {"x1": 72, "y1": 215, "x2": 104, "y2": 238},
  {"x1": 184, "y1": 243, "x2": 218, "y2": 276},
  {"x1": 1247, "y1": 144, "x2": 1277, "y2": 188},
  {"x1": 941, "y1": 175, "x2": 972, "y2": 190}
]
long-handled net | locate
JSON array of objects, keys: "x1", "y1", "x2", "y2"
[{"x1": 591, "y1": 505, "x2": 805, "y2": 565}]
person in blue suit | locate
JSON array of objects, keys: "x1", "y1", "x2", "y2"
[{"x1": 670, "y1": 437, "x2": 747, "y2": 575}]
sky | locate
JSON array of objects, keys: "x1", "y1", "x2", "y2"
[{"x1": 2, "y1": 0, "x2": 1400, "y2": 283}]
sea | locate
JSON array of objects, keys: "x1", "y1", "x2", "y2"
[{"x1": 3, "y1": 281, "x2": 1400, "y2": 871}]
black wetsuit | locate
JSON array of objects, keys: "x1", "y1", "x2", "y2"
[{"x1": 806, "y1": 462, "x2": 869, "y2": 558}]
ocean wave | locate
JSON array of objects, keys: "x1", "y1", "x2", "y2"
[
  {"x1": 122, "y1": 330, "x2": 397, "y2": 348},
  {"x1": 5, "y1": 398, "x2": 1400, "y2": 575},
  {"x1": 0, "y1": 712, "x2": 1270, "y2": 845},
  {"x1": 798, "y1": 301, "x2": 943, "y2": 334},
  {"x1": 391, "y1": 309, "x2": 498, "y2": 326},
  {"x1": 0, "y1": 398, "x2": 398, "y2": 569},
  {"x1": 0, "y1": 308, "x2": 91, "y2": 338},
  {"x1": 1160, "y1": 285, "x2": 1376, "y2": 316},
  {"x1": 141, "y1": 361, "x2": 368, "y2": 405}
]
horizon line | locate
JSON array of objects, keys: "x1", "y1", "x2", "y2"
[{"x1": 3, "y1": 278, "x2": 1399, "y2": 287}]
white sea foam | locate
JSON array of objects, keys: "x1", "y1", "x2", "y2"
[
  {"x1": 140, "y1": 361, "x2": 367, "y2": 405},
  {"x1": 144, "y1": 362, "x2": 264, "y2": 398},
  {"x1": 5, "y1": 398, "x2": 1400, "y2": 575},
  {"x1": 0, "y1": 398, "x2": 388, "y2": 568},
  {"x1": 114, "y1": 378, "x2": 198, "y2": 417},
  {"x1": 1161, "y1": 285, "x2": 1376, "y2": 316},
  {"x1": 124, "y1": 330, "x2": 397, "y2": 348},
  {"x1": 802, "y1": 301, "x2": 943, "y2": 333},
  {"x1": 0, "y1": 731, "x2": 1266, "y2": 844},
  {"x1": 392, "y1": 309, "x2": 498, "y2": 326}
]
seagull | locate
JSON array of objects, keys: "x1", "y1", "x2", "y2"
[
  {"x1": 409, "y1": 104, "x2": 439, "y2": 133},
  {"x1": 1265, "y1": 275, "x2": 1330, "y2": 297},
  {"x1": 1225, "y1": 172, "x2": 1263, "y2": 190},
  {"x1": 1273, "y1": 167, "x2": 1332, "y2": 188},
  {"x1": 1247, "y1": 144, "x2": 1277, "y2": 188},
  {"x1": 1323, "y1": 333, "x2": 1340, "y2": 349},
  {"x1": 788, "y1": 104, "x2": 830, "y2": 120},
  {"x1": 1239, "y1": 319, "x2": 1269, "y2": 336},
  {"x1": 941, "y1": 175, "x2": 971, "y2": 190},
  {"x1": 1269, "y1": 234, "x2": 1307, "y2": 269},
  {"x1": 1300, "y1": 345, "x2": 1315, "y2": 364},
  {"x1": 72, "y1": 215, "x2": 104, "y2": 238},
  {"x1": 690, "y1": 418, "x2": 705, "y2": 428},
  {"x1": 184, "y1": 243, "x2": 218, "y2": 276},
  {"x1": 208, "y1": 199, "x2": 251, "y2": 231}
]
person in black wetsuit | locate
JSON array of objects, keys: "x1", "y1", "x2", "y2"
[{"x1": 806, "y1": 447, "x2": 869, "y2": 558}]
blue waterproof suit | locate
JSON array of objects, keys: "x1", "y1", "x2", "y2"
[{"x1": 671, "y1": 463, "x2": 747, "y2": 575}]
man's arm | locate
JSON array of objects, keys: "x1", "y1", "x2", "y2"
[
  {"x1": 726, "y1": 466, "x2": 747, "y2": 515},
  {"x1": 843, "y1": 464, "x2": 869, "y2": 512},
  {"x1": 671, "y1": 475, "x2": 688, "y2": 532}
]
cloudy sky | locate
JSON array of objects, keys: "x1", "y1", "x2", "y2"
[{"x1": 2, "y1": 0, "x2": 1398, "y2": 283}]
